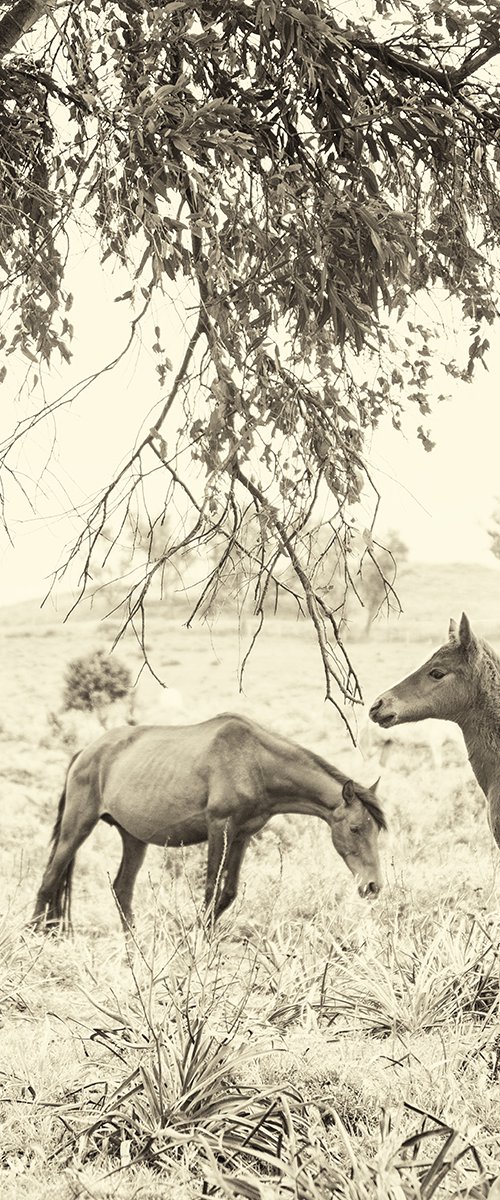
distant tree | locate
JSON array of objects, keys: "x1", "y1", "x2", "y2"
[
  {"x1": 1, "y1": 1, "x2": 499, "y2": 723},
  {"x1": 358, "y1": 530, "x2": 410, "y2": 637},
  {"x1": 63, "y1": 650, "x2": 131, "y2": 721},
  {"x1": 86, "y1": 515, "x2": 198, "y2": 613}
]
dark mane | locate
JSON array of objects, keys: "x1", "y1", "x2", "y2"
[
  {"x1": 360, "y1": 792, "x2": 387, "y2": 832},
  {"x1": 305, "y1": 746, "x2": 387, "y2": 831},
  {"x1": 233, "y1": 717, "x2": 388, "y2": 831}
]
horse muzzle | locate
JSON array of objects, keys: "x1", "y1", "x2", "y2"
[
  {"x1": 358, "y1": 880, "x2": 381, "y2": 899},
  {"x1": 368, "y1": 697, "x2": 397, "y2": 728}
]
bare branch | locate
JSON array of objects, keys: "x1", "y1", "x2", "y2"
[{"x1": 231, "y1": 457, "x2": 362, "y2": 737}]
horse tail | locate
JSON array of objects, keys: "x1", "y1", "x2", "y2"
[{"x1": 47, "y1": 752, "x2": 79, "y2": 933}]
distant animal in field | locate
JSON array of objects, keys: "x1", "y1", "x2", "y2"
[
  {"x1": 127, "y1": 680, "x2": 186, "y2": 726},
  {"x1": 32, "y1": 713, "x2": 386, "y2": 932},
  {"x1": 369, "y1": 613, "x2": 500, "y2": 848},
  {"x1": 358, "y1": 714, "x2": 465, "y2": 770}
]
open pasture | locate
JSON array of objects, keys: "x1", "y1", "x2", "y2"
[{"x1": 1, "y1": 566, "x2": 500, "y2": 1198}]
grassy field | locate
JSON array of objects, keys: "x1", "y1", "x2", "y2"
[{"x1": 1, "y1": 564, "x2": 500, "y2": 1199}]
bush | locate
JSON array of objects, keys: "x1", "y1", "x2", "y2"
[{"x1": 62, "y1": 650, "x2": 131, "y2": 714}]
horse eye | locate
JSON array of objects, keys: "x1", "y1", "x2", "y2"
[
  {"x1": 350, "y1": 825, "x2": 362, "y2": 836},
  {"x1": 429, "y1": 668, "x2": 445, "y2": 680}
]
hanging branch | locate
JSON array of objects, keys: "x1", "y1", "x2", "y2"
[{"x1": 1, "y1": 0, "x2": 499, "y2": 711}]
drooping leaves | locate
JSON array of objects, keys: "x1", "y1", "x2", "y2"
[{"x1": 0, "y1": 0, "x2": 499, "y2": 717}]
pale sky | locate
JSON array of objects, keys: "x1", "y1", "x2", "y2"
[
  {"x1": 366, "y1": 363, "x2": 500, "y2": 565},
  {"x1": 1, "y1": 243, "x2": 500, "y2": 606}
]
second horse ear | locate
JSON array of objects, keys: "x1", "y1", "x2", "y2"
[
  {"x1": 342, "y1": 780, "x2": 356, "y2": 805},
  {"x1": 459, "y1": 612, "x2": 479, "y2": 654},
  {"x1": 449, "y1": 613, "x2": 478, "y2": 655}
]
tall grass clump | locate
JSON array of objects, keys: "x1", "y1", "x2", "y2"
[
  {"x1": 33, "y1": 902, "x2": 496, "y2": 1200},
  {"x1": 48, "y1": 916, "x2": 327, "y2": 1196},
  {"x1": 0, "y1": 909, "x2": 36, "y2": 1021},
  {"x1": 267, "y1": 911, "x2": 500, "y2": 1039}
]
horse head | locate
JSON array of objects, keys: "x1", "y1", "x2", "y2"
[
  {"x1": 330, "y1": 778, "x2": 386, "y2": 899},
  {"x1": 369, "y1": 613, "x2": 481, "y2": 728}
]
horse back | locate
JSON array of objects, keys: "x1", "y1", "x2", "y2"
[{"x1": 65, "y1": 716, "x2": 265, "y2": 846}]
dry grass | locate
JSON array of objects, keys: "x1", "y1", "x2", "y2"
[{"x1": 1, "y1": 586, "x2": 500, "y2": 1198}]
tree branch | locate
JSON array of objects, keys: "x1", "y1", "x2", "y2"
[
  {"x1": 348, "y1": 30, "x2": 500, "y2": 95},
  {"x1": 231, "y1": 456, "x2": 362, "y2": 736},
  {"x1": 0, "y1": 0, "x2": 53, "y2": 57},
  {"x1": 452, "y1": 39, "x2": 500, "y2": 88}
]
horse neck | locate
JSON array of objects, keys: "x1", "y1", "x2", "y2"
[
  {"x1": 461, "y1": 708, "x2": 500, "y2": 848},
  {"x1": 457, "y1": 665, "x2": 500, "y2": 796},
  {"x1": 264, "y1": 749, "x2": 345, "y2": 820},
  {"x1": 461, "y1": 720, "x2": 500, "y2": 797}
]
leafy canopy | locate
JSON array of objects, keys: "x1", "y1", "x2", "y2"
[{"x1": 1, "y1": 0, "x2": 499, "y2": 721}]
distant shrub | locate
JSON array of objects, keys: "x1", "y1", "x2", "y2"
[{"x1": 62, "y1": 650, "x2": 131, "y2": 714}]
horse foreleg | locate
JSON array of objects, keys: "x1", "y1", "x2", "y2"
[
  {"x1": 112, "y1": 826, "x2": 147, "y2": 928},
  {"x1": 205, "y1": 817, "x2": 236, "y2": 919},
  {"x1": 205, "y1": 817, "x2": 252, "y2": 920},
  {"x1": 213, "y1": 835, "x2": 249, "y2": 920}
]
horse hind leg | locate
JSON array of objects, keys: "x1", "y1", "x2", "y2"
[
  {"x1": 32, "y1": 810, "x2": 99, "y2": 932},
  {"x1": 111, "y1": 825, "x2": 147, "y2": 929}
]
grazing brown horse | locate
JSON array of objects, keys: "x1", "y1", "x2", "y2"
[
  {"x1": 32, "y1": 713, "x2": 386, "y2": 931},
  {"x1": 369, "y1": 613, "x2": 500, "y2": 849}
]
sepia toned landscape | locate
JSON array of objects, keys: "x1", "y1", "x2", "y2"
[
  {"x1": 2, "y1": 1, "x2": 500, "y2": 1196},
  {"x1": 1, "y1": 562, "x2": 500, "y2": 1199}
]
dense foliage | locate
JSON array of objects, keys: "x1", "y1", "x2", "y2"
[
  {"x1": 62, "y1": 649, "x2": 131, "y2": 713},
  {"x1": 1, "y1": 0, "x2": 499, "y2": 713}
]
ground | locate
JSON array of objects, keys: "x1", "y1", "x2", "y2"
[{"x1": 1, "y1": 563, "x2": 500, "y2": 1199}]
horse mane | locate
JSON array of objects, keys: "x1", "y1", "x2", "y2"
[
  {"x1": 478, "y1": 638, "x2": 500, "y2": 690},
  {"x1": 359, "y1": 791, "x2": 387, "y2": 831},
  {"x1": 230, "y1": 715, "x2": 388, "y2": 830},
  {"x1": 304, "y1": 746, "x2": 387, "y2": 830}
]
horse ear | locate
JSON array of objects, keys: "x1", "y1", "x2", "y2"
[
  {"x1": 459, "y1": 612, "x2": 478, "y2": 653},
  {"x1": 448, "y1": 618, "x2": 458, "y2": 643},
  {"x1": 370, "y1": 777, "x2": 380, "y2": 794},
  {"x1": 342, "y1": 780, "x2": 356, "y2": 805}
]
